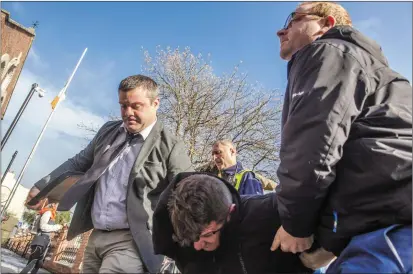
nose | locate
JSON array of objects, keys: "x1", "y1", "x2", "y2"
[
  {"x1": 193, "y1": 240, "x2": 205, "y2": 251},
  {"x1": 123, "y1": 106, "x2": 133, "y2": 116},
  {"x1": 277, "y1": 28, "x2": 287, "y2": 38}
]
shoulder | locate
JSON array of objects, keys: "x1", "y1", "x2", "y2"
[
  {"x1": 240, "y1": 170, "x2": 258, "y2": 182},
  {"x1": 299, "y1": 40, "x2": 359, "y2": 64},
  {"x1": 158, "y1": 123, "x2": 184, "y2": 147},
  {"x1": 40, "y1": 211, "x2": 51, "y2": 219},
  {"x1": 241, "y1": 193, "x2": 277, "y2": 218},
  {"x1": 100, "y1": 120, "x2": 123, "y2": 131},
  {"x1": 296, "y1": 38, "x2": 368, "y2": 73},
  {"x1": 96, "y1": 120, "x2": 123, "y2": 137},
  {"x1": 239, "y1": 193, "x2": 280, "y2": 233}
]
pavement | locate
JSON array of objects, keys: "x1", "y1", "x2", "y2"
[{"x1": 1, "y1": 248, "x2": 51, "y2": 274}]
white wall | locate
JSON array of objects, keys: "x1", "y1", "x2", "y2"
[{"x1": 1, "y1": 172, "x2": 29, "y2": 220}]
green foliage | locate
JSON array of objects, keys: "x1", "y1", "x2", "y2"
[
  {"x1": 55, "y1": 211, "x2": 71, "y2": 225},
  {"x1": 22, "y1": 210, "x2": 37, "y2": 225}
]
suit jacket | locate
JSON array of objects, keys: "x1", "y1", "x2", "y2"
[{"x1": 34, "y1": 120, "x2": 193, "y2": 272}]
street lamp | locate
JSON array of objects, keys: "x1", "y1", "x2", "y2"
[{"x1": 1, "y1": 83, "x2": 47, "y2": 151}]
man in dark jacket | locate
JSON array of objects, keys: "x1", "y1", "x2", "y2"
[
  {"x1": 152, "y1": 172, "x2": 312, "y2": 274},
  {"x1": 272, "y1": 0, "x2": 412, "y2": 264}
]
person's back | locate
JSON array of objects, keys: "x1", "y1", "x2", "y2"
[
  {"x1": 300, "y1": 26, "x2": 413, "y2": 254},
  {"x1": 35, "y1": 203, "x2": 62, "y2": 234},
  {"x1": 238, "y1": 193, "x2": 310, "y2": 273}
]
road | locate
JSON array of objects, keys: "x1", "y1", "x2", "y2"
[{"x1": 1, "y1": 248, "x2": 50, "y2": 274}]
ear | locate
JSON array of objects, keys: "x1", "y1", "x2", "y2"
[
  {"x1": 152, "y1": 97, "x2": 160, "y2": 109},
  {"x1": 317, "y1": 15, "x2": 336, "y2": 37},
  {"x1": 230, "y1": 203, "x2": 236, "y2": 212},
  {"x1": 230, "y1": 147, "x2": 237, "y2": 156},
  {"x1": 227, "y1": 204, "x2": 237, "y2": 221},
  {"x1": 326, "y1": 15, "x2": 336, "y2": 28},
  {"x1": 322, "y1": 15, "x2": 336, "y2": 31}
]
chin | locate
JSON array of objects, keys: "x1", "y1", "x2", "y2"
[
  {"x1": 280, "y1": 52, "x2": 292, "y2": 61},
  {"x1": 204, "y1": 246, "x2": 218, "y2": 252},
  {"x1": 126, "y1": 124, "x2": 142, "y2": 133}
]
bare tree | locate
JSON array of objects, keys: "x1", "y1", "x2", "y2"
[
  {"x1": 143, "y1": 46, "x2": 282, "y2": 179},
  {"x1": 79, "y1": 46, "x2": 283, "y2": 180}
]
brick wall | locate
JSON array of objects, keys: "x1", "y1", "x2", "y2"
[{"x1": 1, "y1": 9, "x2": 35, "y2": 119}]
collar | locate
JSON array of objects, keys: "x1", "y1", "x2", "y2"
[
  {"x1": 120, "y1": 118, "x2": 157, "y2": 141},
  {"x1": 223, "y1": 162, "x2": 243, "y2": 175}
]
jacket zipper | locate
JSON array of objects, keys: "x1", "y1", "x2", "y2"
[
  {"x1": 238, "y1": 243, "x2": 248, "y2": 274},
  {"x1": 238, "y1": 252, "x2": 247, "y2": 274}
]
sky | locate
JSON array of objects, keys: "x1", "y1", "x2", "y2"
[{"x1": 1, "y1": 1, "x2": 412, "y2": 190}]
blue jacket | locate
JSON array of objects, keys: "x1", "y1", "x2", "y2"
[
  {"x1": 326, "y1": 224, "x2": 412, "y2": 273},
  {"x1": 223, "y1": 162, "x2": 263, "y2": 195}
]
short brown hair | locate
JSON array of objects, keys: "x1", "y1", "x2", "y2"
[
  {"x1": 168, "y1": 174, "x2": 232, "y2": 247},
  {"x1": 213, "y1": 139, "x2": 236, "y2": 149},
  {"x1": 300, "y1": 2, "x2": 352, "y2": 26},
  {"x1": 118, "y1": 74, "x2": 159, "y2": 102}
]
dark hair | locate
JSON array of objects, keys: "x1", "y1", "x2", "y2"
[
  {"x1": 118, "y1": 74, "x2": 159, "y2": 101},
  {"x1": 168, "y1": 174, "x2": 232, "y2": 247}
]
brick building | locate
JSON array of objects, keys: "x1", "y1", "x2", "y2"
[{"x1": 1, "y1": 9, "x2": 35, "y2": 119}]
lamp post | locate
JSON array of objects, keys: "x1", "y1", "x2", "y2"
[
  {"x1": 1, "y1": 150, "x2": 18, "y2": 185},
  {"x1": 1, "y1": 83, "x2": 46, "y2": 151}
]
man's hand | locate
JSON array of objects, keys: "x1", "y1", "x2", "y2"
[
  {"x1": 299, "y1": 247, "x2": 336, "y2": 270},
  {"x1": 271, "y1": 225, "x2": 313, "y2": 253},
  {"x1": 25, "y1": 186, "x2": 43, "y2": 210}
]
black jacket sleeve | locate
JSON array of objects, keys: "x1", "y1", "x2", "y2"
[{"x1": 276, "y1": 42, "x2": 369, "y2": 237}]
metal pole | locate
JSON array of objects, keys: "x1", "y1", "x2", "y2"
[
  {"x1": 1, "y1": 48, "x2": 87, "y2": 216},
  {"x1": 1, "y1": 150, "x2": 18, "y2": 185},
  {"x1": 1, "y1": 84, "x2": 38, "y2": 151}
]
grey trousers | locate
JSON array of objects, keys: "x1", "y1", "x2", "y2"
[{"x1": 81, "y1": 229, "x2": 145, "y2": 273}]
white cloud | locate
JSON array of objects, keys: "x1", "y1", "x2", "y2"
[
  {"x1": 26, "y1": 47, "x2": 49, "y2": 71},
  {"x1": 1, "y1": 54, "x2": 109, "y2": 189},
  {"x1": 3, "y1": 68, "x2": 106, "y2": 140}
]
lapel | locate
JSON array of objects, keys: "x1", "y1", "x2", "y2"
[{"x1": 130, "y1": 121, "x2": 163, "y2": 178}]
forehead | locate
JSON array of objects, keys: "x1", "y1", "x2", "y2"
[
  {"x1": 212, "y1": 143, "x2": 230, "y2": 151},
  {"x1": 118, "y1": 87, "x2": 149, "y2": 103},
  {"x1": 201, "y1": 221, "x2": 220, "y2": 234}
]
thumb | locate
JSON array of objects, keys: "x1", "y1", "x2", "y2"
[{"x1": 271, "y1": 230, "x2": 281, "y2": 251}]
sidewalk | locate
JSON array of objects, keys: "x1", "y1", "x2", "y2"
[{"x1": 1, "y1": 248, "x2": 51, "y2": 274}]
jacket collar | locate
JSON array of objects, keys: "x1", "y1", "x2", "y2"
[{"x1": 223, "y1": 161, "x2": 244, "y2": 175}]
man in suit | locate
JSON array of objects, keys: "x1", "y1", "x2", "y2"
[{"x1": 25, "y1": 74, "x2": 193, "y2": 273}]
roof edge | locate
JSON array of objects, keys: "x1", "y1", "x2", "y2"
[{"x1": 1, "y1": 9, "x2": 36, "y2": 36}]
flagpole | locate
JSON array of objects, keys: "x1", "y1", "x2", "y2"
[{"x1": 1, "y1": 48, "x2": 88, "y2": 216}]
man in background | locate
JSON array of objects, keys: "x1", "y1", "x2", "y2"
[{"x1": 199, "y1": 139, "x2": 276, "y2": 195}]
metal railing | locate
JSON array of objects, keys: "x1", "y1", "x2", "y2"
[{"x1": 4, "y1": 228, "x2": 92, "y2": 273}]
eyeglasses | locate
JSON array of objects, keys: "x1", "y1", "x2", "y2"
[
  {"x1": 172, "y1": 207, "x2": 232, "y2": 247},
  {"x1": 283, "y1": 11, "x2": 323, "y2": 30},
  {"x1": 194, "y1": 207, "x2": 231, "y2": 242},
  {"x1": 195, "y1": 223, "x2": 225, "y2": 242}
]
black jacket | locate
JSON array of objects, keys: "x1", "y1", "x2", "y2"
[
  {"x1": 276, "y1": 26, "x2": 412, "y2": 255},
  {"x1": 153, "y1": 172, "x2": 311, "y2": 274}
]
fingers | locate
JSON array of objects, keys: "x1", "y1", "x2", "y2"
[
  {"x1": 299, "y1": 248, "x2": 336, "y2": 270},
  {"x1": 270, "y1": 229, "x2": 281, "y2": 251},
  {"x1": 300, "y1": 252, "x2": 317, "y2": 269},
  {"x1": 25, "y1": 187, "x2": 43, "y2": 210}
]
